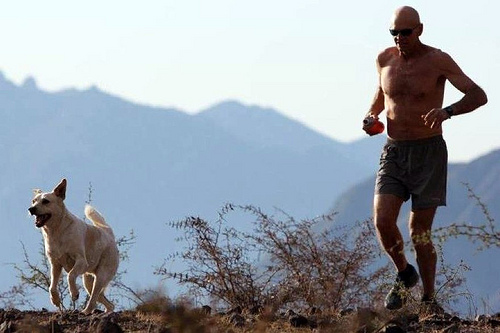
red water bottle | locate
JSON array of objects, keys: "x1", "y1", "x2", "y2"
[{"x1": 363, "y1": 117, "x2": 385, "y2": 136}]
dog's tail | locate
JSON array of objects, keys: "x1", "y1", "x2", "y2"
[{"x1": 85, "y1": 205, "x2": 113, "y2": 232}]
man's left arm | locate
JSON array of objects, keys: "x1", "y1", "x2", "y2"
[
  {"x1": 440, "y1": 52, "x2": 488, "y2": 116},
  {"x1": 423, "y1": 52, "x2": 487, "y2": 128}
]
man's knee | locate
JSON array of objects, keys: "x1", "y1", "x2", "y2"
[
  {"x1": 409, "y1": 207, "x2": 437, "y2": 242},
  {"x1": 374, "y1": 195, "x2": 403, "y2": 230},
  {"x1": 409, "y1": 223, "x2": 433, "y2": 247},
  {"x1": 374, "y1": 215, "x2": 396, "y2": 235}
]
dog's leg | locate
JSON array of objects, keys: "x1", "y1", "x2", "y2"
[
  {"x1": 67, "y1": 255, "x2": 88, "y2": 303},
  {"x1": 49, "y1": 261, "x2": 63, "y2": 309},
  {"x1": 98, "y1": 294, "x2": 115, "y2": 312},
  {"x1": 82, "y1": 271, "x2": 115, "y2": 315},
  {"x1": 83, "y1": 273, "x2": 94, "y2": 296},
  {"x1": 82, "y1": 277, "x2": 103, "y2": 314},
  {"x1": 82, "y1": 273, "x2": 114, "y2": 311}
]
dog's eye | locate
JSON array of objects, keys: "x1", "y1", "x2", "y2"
[{"x1": 42, "y1": 199, "x2": 50, "y2": 205}]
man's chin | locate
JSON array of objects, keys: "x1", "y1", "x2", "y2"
[{"x1": 397, "y1": 45, "x2": 410, "y2": 55}]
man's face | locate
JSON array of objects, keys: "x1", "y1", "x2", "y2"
[{"x1": 390, "y1": 23, "x2": 422, "y2": 54}]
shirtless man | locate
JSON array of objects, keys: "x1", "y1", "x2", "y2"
[{"x1": 363, "y1": 6, "x2": 487, "y2": 311}]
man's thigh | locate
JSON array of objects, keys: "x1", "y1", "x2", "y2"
[{"x1": 374, "y1": 194, "x2": 404, "y2": 224}]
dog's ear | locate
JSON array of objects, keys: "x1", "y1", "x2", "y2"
[
  {"x1": 32, "y1": 189, "x2": 42, "y2": 197},
  {"x1": 53, "y1": 179, "x2": 67, "y2": 200}
]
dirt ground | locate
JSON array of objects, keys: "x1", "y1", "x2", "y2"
[{"x1": 1, "y1": 307, "x2": 500, "y2": 333}]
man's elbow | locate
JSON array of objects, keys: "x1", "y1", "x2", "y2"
[
  {"x1": 480, "y1": 89, "x2": 488, "y2": 106},
  {"x1": 473, "y1": 84, "x2": 488, "y2": 107}
]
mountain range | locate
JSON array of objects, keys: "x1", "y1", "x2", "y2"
[
  {"x1": 0, "y1": 72, "x2": 498, "y2": 313},
  {"x1": 0, "y1": 72, "x2": 384, "y2": 305}
]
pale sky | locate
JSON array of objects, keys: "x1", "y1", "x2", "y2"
[{"x1": 1, "y1": 0, "x2": 497, "y2": 162}]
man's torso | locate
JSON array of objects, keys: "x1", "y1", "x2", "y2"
[{"x1": 379, "y1": 45, "x2": 447, "y2": 140}]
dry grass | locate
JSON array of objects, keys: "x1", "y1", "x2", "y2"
[{"x1": 1, "y1": 304, "x2": 500, "y2": 333}]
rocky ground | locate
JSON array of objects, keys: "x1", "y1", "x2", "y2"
[{"x1": 1, "y1": 307, "x2": 500, "y2": 333}]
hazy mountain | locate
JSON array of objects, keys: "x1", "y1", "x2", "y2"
[
  {"x1": 0, "y1": 73, "x2": 387, "y2": 306},
  {"x1": 198, "y1": 100, "x2": 387, "y2": 169},
  {"x1": 3, "y1": 71, "x2": 496, "y2": 313},
  {"x1": 330, "y1": 148, "x2": 500, "y2": 312},
  {"x1": 198, "y1": 100, "x2": 343, "y2": 153}
]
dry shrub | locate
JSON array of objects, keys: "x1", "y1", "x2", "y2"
[
  {"x1": 435, "y1": 182, "x2": 500, "y2": 250},
  {"x1": 135, "y1": 289, "x2": 215, "y2": 333},
  {"x1": 156, "y1": 204, "x2": 391, "y2": 313}
]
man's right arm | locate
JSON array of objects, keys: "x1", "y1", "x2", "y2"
[
  {"x1": 365, "y1": 53, "x2": 386, "y2": 119},
  {"x1": 363, "y1": 82, "x2": 385, "y2": 135},
  {"x1": 366, "y1": 85, "x2": 385, "y2": 119}
]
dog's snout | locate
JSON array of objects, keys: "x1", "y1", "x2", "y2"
[{"x1": 28, "y1": 206, "x2": 36, "y2": 215}]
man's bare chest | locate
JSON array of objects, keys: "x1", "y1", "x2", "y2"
[{"x1": 381, "y1": 61, "x2": 442, "y2": 97}]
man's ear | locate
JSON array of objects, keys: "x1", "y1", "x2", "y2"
[
  {"x1": 53, "y1": 178, "x2": 67, "y2": 200},
  {"x1": 417, "y1": 23, "x2": 423, "y2": 37}
]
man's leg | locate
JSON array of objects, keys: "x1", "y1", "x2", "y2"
[
  {"x1": 409, "y1": 207, "x2": 438, "y2": 300},
  {"x1": 375, "y1": 193, "x2": 420, "y2": 310},
  {"x1": 373, "y1": 193, "x2": 407, "y2": 270}
]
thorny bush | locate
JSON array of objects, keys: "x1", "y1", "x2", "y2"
[
  {"x1": 156, "y1": 204, "x2": 391, "y2": 311},
  {"x1": 435, "y1": 182, "x2": 500, "y2": 250}
]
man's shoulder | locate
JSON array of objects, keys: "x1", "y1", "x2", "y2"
[
  {"x1": 378, "y1": 46, "x2": 398, "y2": 56},
  {"x1": 377, "y1": 47, "x2": 398, "y2": 64},
  {"x1": 424, "y1": 45, "x2": 447, "y2": 57},
  {"x1": 422, "y1": 46, "x2": 456, "y2": 67},
  {"x1": 422, "y1": 44, "x2": 456, "y2": 59}
]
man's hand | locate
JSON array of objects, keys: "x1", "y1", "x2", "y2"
[
  {"x1": 362, "y1": 115, "x2": 377, "y2": 134},
  {"x1": 363, "y1": 115, "x2": 385, "y2": 136},
  {"x1": 421, "y1": 108, "x2": 449, "y2": 129}
]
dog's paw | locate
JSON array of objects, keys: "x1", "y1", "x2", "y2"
[
  {"x1": 50, "y1": 291, "x2": 61, "y2": 307},
  {"x1": 82, "y1": 307, "x2": 96, "y2": 316},
  {"x1": 71, "y1": 291, "x2": 80, "y2": 302}
]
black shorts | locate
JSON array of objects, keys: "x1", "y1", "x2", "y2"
[{"x1": 375, "y1": 135, "x2": 448, "y2": 209}]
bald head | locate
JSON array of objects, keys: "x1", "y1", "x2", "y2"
[{"x1": 391, "y1": 6, "x2": 421, "y2": 28}]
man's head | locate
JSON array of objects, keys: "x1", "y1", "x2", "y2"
[{"x1": 390, "y1": 6, "x2": 423, "y2": 55}]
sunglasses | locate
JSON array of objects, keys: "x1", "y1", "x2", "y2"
[{"x1": 389, "y1": 25, "x2": 419, "y2": 37}]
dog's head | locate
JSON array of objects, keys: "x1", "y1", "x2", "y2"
[{"x1": 28, "y1": 179, "x2": 67, "y2": 228}]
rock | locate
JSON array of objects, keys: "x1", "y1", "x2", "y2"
[
  {"x1": 488, "y1": 319, "x2": 500, "y2": 327},
  {"x1": 91, "y1": 316, "x2": 124, "y2": 333},
  {"x1": 92, "y1": 309, "x2": 105, "y2": 315},
  {"x1": 308, "y1": 307, "x2": 322, "y2": 316},
  {"x1": 340, "y1": 308, "x2": 355, "y2": 316},
  {"x1": 0, "y1": 321, "x2": 16, "y2": 333},
  {"x1": 148, "y1": 326, "x2": 173, "y2": 333},
  {"x1": 227, "y1": 305, "x2": 242, "y2": 315},
  {"x1": 383, "y1": 324, "x2": 405, "y2": 333},
  {"x1": 475, "y1": 314, "x2": 488, "y2": 322},
  {"x1": 440, "y1": 323, "x2": 460, "y2": 333},
  {"x1": 200, "y1": 305, "x2": 212, "y2": 315},
  {"x1": 248, "y1": 305, "x2": 263, "y2": 315},
  {"x1": 354, "y1": 308, "x2": 379, "y2": 333},
  {"x1": 2, "y1": 310, "x2": 21, "y2": 322},
  {"x1": 289, "y1": 314, "x2": 309, "y2": 328},
  {"x1": 46, "y1": 320, "x2": 63, "y2": 333},
  {"x1": 229, "y1": 313, "x2": 245, "y2": 327}
]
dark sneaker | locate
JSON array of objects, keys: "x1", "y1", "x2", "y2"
[{"x1": 384, "y1": 264, "x2": 419, "y2": 310}]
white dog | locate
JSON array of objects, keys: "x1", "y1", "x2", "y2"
[{"x1": 28, "y1": 179, "x2": 119, "y2": 314}]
